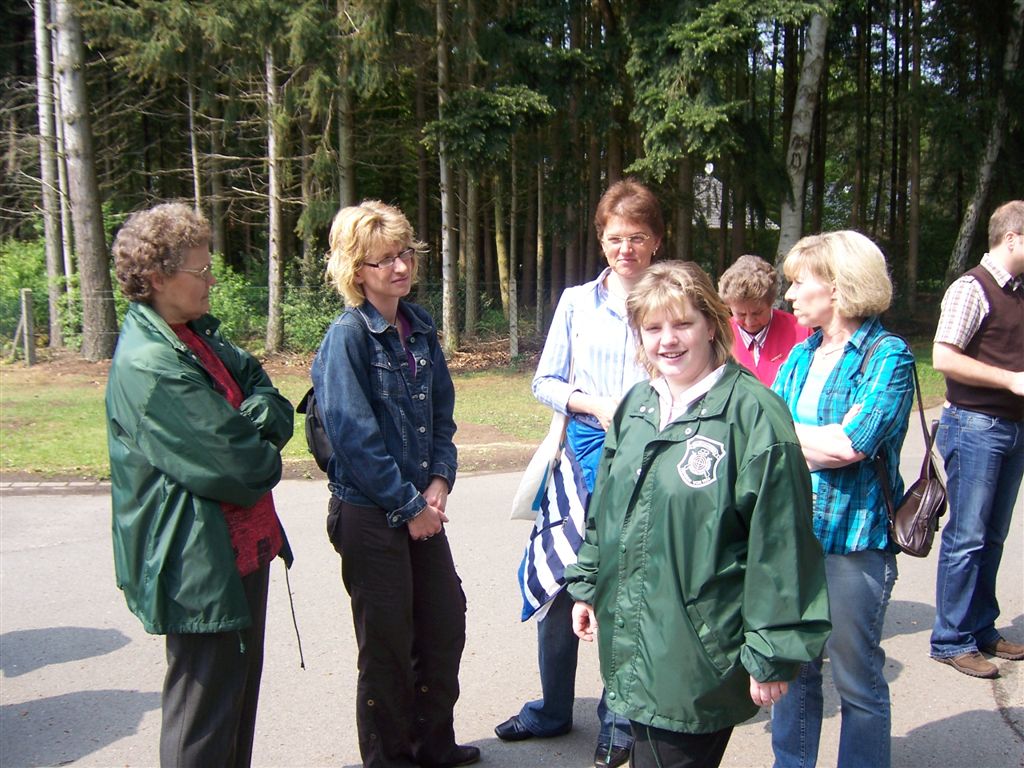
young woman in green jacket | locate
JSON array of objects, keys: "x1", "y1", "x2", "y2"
[{"x1": 566, "y1": 261, "x2": 831, "y2": 768}]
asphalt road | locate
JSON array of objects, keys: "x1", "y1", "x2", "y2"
[{"x1": 2, "y1": 415, "x2": 1022, "y2": 767}]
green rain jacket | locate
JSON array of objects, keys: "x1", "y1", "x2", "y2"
[
  {"x1": 566, "y1": 362, "x2": 831, "y2": 734},
  {"x1": 106, "y1": 302, "x2": 294, "y2": 635}
]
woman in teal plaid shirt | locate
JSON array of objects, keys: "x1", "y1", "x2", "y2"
[{"x1": 770, "y1": 231, "x2": 915, "y2": 768}]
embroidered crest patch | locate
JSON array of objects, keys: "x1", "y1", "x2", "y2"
[{"x1": 677, "y1": 436, "x2": 726, "y2": 488}]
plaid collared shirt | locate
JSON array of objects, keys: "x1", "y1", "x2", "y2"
[
  {"x1": 773, "y1": 316, "x2": 916, "y2": 554},
  {"x1": 935, "y1": 253, "x2": 1023, "y2": 348}
]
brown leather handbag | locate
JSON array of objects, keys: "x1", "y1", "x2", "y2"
[{"x1": 863, "y1": 336, "x2": 948, "y2": 557}]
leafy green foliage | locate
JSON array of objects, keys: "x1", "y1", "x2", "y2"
[
  {"x1": 208, "y1": 255, "x2": 267, "y2": 341},
  {"x1": 0, "y1": 236, "x2": 48, "y2": 340},
  {"x1": 423, "y1": 85, "x2": 554, "y2": 164},
  {"x1": 281, "y1": 288, "x2": 341, "y2": 351}
]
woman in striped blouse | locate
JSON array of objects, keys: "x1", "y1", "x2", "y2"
[{"x1": 495, "y1": 178, "x2": 663, "y2": 768}]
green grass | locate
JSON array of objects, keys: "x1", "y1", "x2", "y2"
[
  {"x1": 0, "y1": 366, "x2": 543, "y2": 480},
  {"x1": 1, "y1": 376, "x2": 110, "y2": 478},
  {"x1": 452, "y1": 370, "x2": 550, "y2": 440},
  {"x1": 0, "y1": 350, "x2": 947, "y2": 481}
]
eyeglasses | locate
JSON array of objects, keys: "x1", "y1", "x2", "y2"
[
  {"x1": 178, "y1": 264, "x2": 214, "y2": 280},
  {"x1": 603, "y1": 233, "x2": 651, "y2": 249},
  {"x1": 363, "y1": 247, "x2": 417, "y2": 270}
]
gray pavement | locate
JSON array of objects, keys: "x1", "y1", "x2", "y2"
[{"x1": 2, "y1": 413, "x2": 1022, "y2": 768}]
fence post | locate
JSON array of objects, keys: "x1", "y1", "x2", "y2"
[{"x1": 20, "y1": 288, "x2": 35, "y2": 366}]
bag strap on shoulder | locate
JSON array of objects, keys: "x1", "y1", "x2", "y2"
[{"x1": 860, "y1": 332, "x2": 933, "y2": 525}]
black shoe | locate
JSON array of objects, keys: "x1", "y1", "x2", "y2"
[
  {"x1": 423, "y1": 744, "x2": 481, "y2": 768},
  {"x1": 594, "y1": 744, "x2": 630, "y2": 768},
  {"x1": 494, "y1": 714, "x2": 535, "y2": 741}
]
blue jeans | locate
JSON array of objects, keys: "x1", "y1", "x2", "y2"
[
  {"x1": 518, "y1": 589, "x2": 632, "y2": 749},
  {"x1": 772, "y1": 549, "x2": 897, "y2": 768},
  {"x1": 930, "y1": 405, "x2": 1024, "y2": 657}
]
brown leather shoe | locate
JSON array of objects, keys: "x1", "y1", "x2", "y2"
[
  {"x1": 934, "y1": 651, "x2": 998, "y2": 678},
  {"x1": 980, "y1": 637, "x2": 1024, "y2": 660}
]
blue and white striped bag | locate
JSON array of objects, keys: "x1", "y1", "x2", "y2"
[{"x1": 516, "y1": 443, "x2": 591, "y2": 620}]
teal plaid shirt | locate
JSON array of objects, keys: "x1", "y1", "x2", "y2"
[{"x1": 772, "y1": 316, "x2": 915, "y2": 554}]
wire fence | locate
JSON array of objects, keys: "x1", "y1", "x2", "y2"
[{"x1": 2, "y1": 280, "x2": 552, "y2": 357}]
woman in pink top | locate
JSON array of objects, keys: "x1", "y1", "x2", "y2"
[{"x1": 718, "y1": 254, "x2": 811, "y2": 387}]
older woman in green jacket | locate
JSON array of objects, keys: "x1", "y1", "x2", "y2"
[
  {"x1": 565, "y1": 261, "x2": 830, "y2": 768},
  {"x1": 106, "y1": 203, "x2": 293, "y2": 767}
]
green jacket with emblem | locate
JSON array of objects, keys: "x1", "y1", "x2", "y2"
[
  {"x1": 565, "y1": 362, "x2": 830, "y2": 734},
  {"x1": 106, "y1": 302, "x2": 294, "y2": 635}
]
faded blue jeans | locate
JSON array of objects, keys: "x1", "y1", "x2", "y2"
[
  {"x1": 771, "y1": 549, "x2": 897, "y2": 768},
  {"x1": 517, "y1": 588, "x2": 632, "y2": 750},
  {"x1": 930, "y1": 404, "x2": 1024, "y2": 657}
]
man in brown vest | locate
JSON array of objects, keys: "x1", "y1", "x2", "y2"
[{"x1": 930, "y1": 200, "x2": 1024, "y2": 679}]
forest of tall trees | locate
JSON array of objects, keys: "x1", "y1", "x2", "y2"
[{"x1": 1, "y1": 0, "x2": 1021, "y2": 359}]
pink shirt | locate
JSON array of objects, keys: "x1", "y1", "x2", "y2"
[{"x1": 730, "y1": 309, "x2": 811, "y2": 387}]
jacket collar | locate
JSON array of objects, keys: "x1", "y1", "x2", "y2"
[
  {"x1": 128, "y1": 302, "x2": 221, "y2": 351},
  {"x1": 352, "y1": 299, "x2": 432, "y2": 336},
  {"x1": 631, "y1": 361, "x2": 748, "y2": 429}
]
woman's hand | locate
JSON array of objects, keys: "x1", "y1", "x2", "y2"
[
  {"x1": 572, "y1": 601, "x2": 598, "y2": 642},
  {"x1": 423, "y1": 477, "x2": 449, "y2": 513},
  {"x1": 568, "y1": 392, "x2": 618, "y2": 431},
  {"x1": 749, "y1": 677, "x2": 789, "y2": 707},
  {"x1": 407, "y1": 504, "x2": 448, "y2": 541}
]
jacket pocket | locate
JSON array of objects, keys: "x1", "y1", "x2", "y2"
[{"x1": 683, "y1": 598, "x2": 736, "y2": 676}]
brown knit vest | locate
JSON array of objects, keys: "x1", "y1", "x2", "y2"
[{"x1": 945, "y1": 264, "x2": 1024, "y2": 421}]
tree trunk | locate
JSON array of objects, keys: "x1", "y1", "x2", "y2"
[
  {"x1": 521, "y1": 164, "x2": 537, "y2": 308},
  {"x1": 300, "y1": 125, "x2": 316, "y2": 286},
  {"x1": 458, "y1": 170, "x2": 468, "y2": 277},
  {"x1": 187, "y1": 66, "x2": 202, "y2": 213},
  {"x1": 676, "y1": 155, "x2": 694, "y2": 261},
  {"x1": 586, "y1": 131, "x2": 601, "y2": 277},
  {"x1": 265, "y1": 48, "x2": 284, "y2": 352},
  {"x1": 35, "y1": 0, "x2": 63, "y2": 347},
  {"x1": 464, "y1": 171, "x2": 479, "y2": 336},
  {"x1": 209, "y1": 99, "x2": 227, "y2": 257},
  {"x1": 536, "y1": 164, "x2": 546, "y2": 331},
  {"x1": 416, "y1": 65, "x2": 430, "y2": 302},
  {"x1": 55, "y1": 0, "x2": 115, "y2": 360},
  {"x1": 906, "y1": 0, "x2": 922, "y2": 311},
  {"x1": 776, "y1": 13, "x2": 829, "y2": 265},
  {"x1": 338, "y1": 1, "x2": 356, "y2": 208},
  {"x1": 51, "y1": 22, "x2": 73, "y2": 289},
  {"x1": 947, "y1": 0, "x2": 1024, "y2": 281},
  {"x1": 717, "y1": 175, "x2": 729, "y2": 276},
  {"x1": 852, "y1": 11, "x2": 869, "y2": 229},
  {"x1": 811, "y1": 54, "x2": 828, "y2": 234},
  {"x1": 493, "y1": 176, "x2": 510, "y2": 320},
  {"x1": 437, "y1": 0, "x2": 458, "y2": 353},
  {"x1": 509, "y1": 145, "x2": 519, "y2": 358},
  {"x1": 731, "y1": 170, "x2": 746, "y2": 262}
]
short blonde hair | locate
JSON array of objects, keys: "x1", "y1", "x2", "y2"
[
  {"x1": 718, "y1": 254, "x2": 778, "y2": 305},
  {"x1": 627, "y1": 260, "x2": 734, "y2": 376},
  {"x1": 325, "y1": 200, "x2": 426, "y2": 307},
  {"x1": 988, "y1": 200, "x2": 1024, "y2": 249},
  {"x1": 782, "y1": 231, "x2": 893, "y2": 319},
  {"x1": 112, "y1": 202, "x2": 211, "y2": 302}
]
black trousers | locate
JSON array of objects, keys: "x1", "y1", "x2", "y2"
[
  {"x1": 328, "y1": 497, "x2": 468, "y2": 768},
  {"x1": 629, "y1": 721, "x2": 733, "y2": 768},
  {"x1": 160, "y1": 564, "x2": 270, "y2": 768}
]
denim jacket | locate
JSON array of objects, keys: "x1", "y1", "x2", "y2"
[{"x1": 312, "y1": 300, "x2": 458, "y2": 527}]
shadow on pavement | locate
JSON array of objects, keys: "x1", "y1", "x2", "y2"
[
  {"x1": 882, "y1": 599, "x2": 936, "y2": 641},
  {"x1": 0, "y1": 689, "x2": 159, "y2": 767},
  {"x1": 0, "y1": 627, "x2": 130, "y2": 677},
  {"x1": 894, "y1": 707, "x2": 1024, "y2": 767}
]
